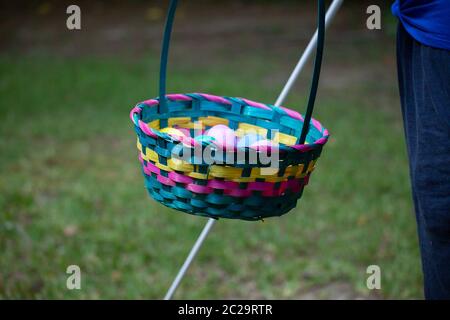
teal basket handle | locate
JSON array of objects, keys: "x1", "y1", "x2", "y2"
[
  {"x1": 158, "y1": 0, "x2": 325, "y2": 145},
  {"x1": 299, "y1": 0, "x2": 325, "y2": 144},
  {"x1": 158, "y1": 0, "x2": 178, "y2": 114}
]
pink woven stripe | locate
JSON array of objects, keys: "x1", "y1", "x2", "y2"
[
  {"x1": 303, "y1": 175, "x2": 310, "y2": 185},
  {"x1": 259, "y1": 178, "x2": 305, "y2": 196},
  {"x1": 240, "y1": 98, "x2": 272, "y2": 110},
  {"x1": 314, "y1": 137, "x2": 328, "y2": 145},
  {"x1": 198, "y1": 93, "x2": 232, "y2": 105},
  {"x1": 291, "y1": 136, "x2": 328, "y2": 150},
  {"x1": 279, "y1": 106, "x2": 303, "y2": 120},
  {"x1": 130, "y1": 106, "x2": 141, "y2": 123},
  {"x1": 138, "y1": 120, "x2": 157, "y2": 138},
  {"x1": 157, "y1": 174, "x2": 176, "y2": 187},
  {"x1": 311, "y1": 118, "x2": 322, "y2": 131},
  {"x1": 225, "y1": 189, "x2": 252, "y2": 197},
  {"x1": 247, "y1": 181, "x2": 273, "y2": 191},
  {"x1": 187, "y1": 184, "x2": 213, "y2": 194},
  {"x1": 286, "y1": 179, "x2": 299, "y2": 188},
  {"x1": 278, "y1": 180, "x2": 300, "y2": 193},
  {"x1": 142, "y1": 99, "x2": 159, "y2": 106},
  {"x1": 138, "y1": 157, "x2": 310, "y2": 197},
  {"x1": 168, "y1": 171, "x2": 193, "y2": 184},
  {"x1": 207, "y1": 180, "x2": 239, "y2": 190},
  {"x1": 262, "y1": 189, "x2": 282, "y2": 197},
  {"x1": 132, "y1": 93, "x2": 330, "y2": 156},
  {"x1": 146, "y1": 162, "x2": 161, "y2": 175},
  {"x1": 166, "y1": 94, "x2": 192, "y2": 101},
  {"x1": 291, "y1": 144, "x2": 313, "y2": 152},
  {"x1": 143, "y1": 165, "x2": 151, "y2": 176},
  {"x1": 278, "y1": 182, "x2": 287, "y2": 194}
]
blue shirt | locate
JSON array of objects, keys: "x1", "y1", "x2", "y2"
[{"x1": 392, "y1": 0, "x2": 450, "y2": 50}]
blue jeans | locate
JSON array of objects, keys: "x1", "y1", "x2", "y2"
[{"x1": 397, "y1": 23, "x2": 450, "y2": 299}]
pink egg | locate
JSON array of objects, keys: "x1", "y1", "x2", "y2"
[
  {"x1": 205, "y1": 125, "x2": 236, "y2": 150},
  {"x1": 250, "y1": 139, "x2": 279, "y2": 152}
]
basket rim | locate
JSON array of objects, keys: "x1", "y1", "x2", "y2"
[{"x1": 130, "y1": 93, "x2": 329, "y2": 153}]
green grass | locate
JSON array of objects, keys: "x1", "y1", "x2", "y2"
[{"x1": 0, "y1": 53, "x2": 422, "y2": 299}]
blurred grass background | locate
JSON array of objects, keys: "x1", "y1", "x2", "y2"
[{"x1": 0, "y1": 0, "x2": 422, "y2": 299}]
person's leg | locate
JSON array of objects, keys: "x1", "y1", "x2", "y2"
[{"x1": 397, "y1": 23, "x2": 450, "y2": 299}]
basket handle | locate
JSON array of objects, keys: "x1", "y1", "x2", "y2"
[
  {"x1": 158, "y1": 0, "x2": 325, "y2": 145},
  {"x1": 299, "y1": 0, "x2": 325, "y2": 144},
  {"x1": 158, "y1": 0, "x2": 178, "y2": 114}
]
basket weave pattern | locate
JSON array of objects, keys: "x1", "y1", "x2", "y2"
[{"x1": 130, "y1": 93, "x2": 328, "y2": 220}]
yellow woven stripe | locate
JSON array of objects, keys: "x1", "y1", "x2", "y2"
[
  {"x1": 148, "y1": 119, "x2": 160, "y2": 129},
  {"x1": 209, "y1": 166, "x2": 243, "y2": 179},
  {"x1": 286, "y1": 164, "x2": 303, "y2": 176},
  {"x1": 259, "y1": 167, "x2": 280, "y2": 176},
  {"x1": 174, "y1": 122, "x2": 198, "y2": 129},
  {"x1": 229, "y1": 176, "x2": 286, "y2": 183},
  {"x1": 167, "y1": 158, "x2": 193, "y2": 172},
  {"x1": 155, "y1": 161, "x2": 171, "y2": 172},
  {"x1": 262, "y1": 176, "x2": 287, "y2": 183},
  {"x1": 307, "y1": 159, "x2": 317, "y2": 173},
  {"x1": 154, "y1": 159, "x2": 207, "y2": 178},
  {"x1": 159, "y1": 116, "x2": 229, "y2": 130},
  {"x1": 137, "y1": 139, "x2": 142, "y2": 151},
  {"x1": 273, "y1": 132, "x2": 297, "y2": 146},
  {"x1": 168, "y1": 117, "x2": 192, "y2": 127},
  {"x1": 235, "y1": 123, "x2": 268, "y2": 137},
  {"x1": 137, "y1": 140, "x2": 316, "y2": 181},
  {"x1": 207, "y1": 164, "x2": 308, "y2": 180},
  {"x1": 145, "y1": 148, "x2": 158, "y2": 162},
  {"x1": 141, "y1": 152, "x2": 157, "y2": 162},
  {"x1": 198, "y1": 116, "x2": 229, "y2": 127},
  {"x1": 137, "y1": 141, "x2": 158, "y2": 162},
  {"x1": 187, "y1": 172, "x2": 209, "y2": 179},
  {"x1": 294, "y1": 160, "x2": 316, "y2": 178}
]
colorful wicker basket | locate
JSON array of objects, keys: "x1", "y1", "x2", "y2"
[{"x1": 130, "y1": 0, "x2": 329, "y2": 221}]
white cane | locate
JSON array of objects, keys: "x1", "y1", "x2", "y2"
[{"x1": 164, "y1": 0, "x2": 344, "y2": 300}]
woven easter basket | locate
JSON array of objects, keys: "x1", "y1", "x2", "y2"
[
  {"x1": 130, "y1": 0, "x2": 329, "y2": 221},
  {"x1": 130, "y1": 94, "x2": 328, "y2": 221}
]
